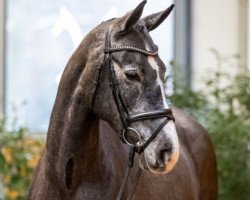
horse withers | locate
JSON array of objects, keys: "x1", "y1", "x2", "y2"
[{"x1": 27, "y1": 1, "x2": 218, "y2": 199}]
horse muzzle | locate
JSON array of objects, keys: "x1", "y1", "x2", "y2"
[{"x1": 139, "y1": 144, "x2": 180, "y2": 174}]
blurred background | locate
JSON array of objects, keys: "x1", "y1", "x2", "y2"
[{"x1": 0, "y1": 0, "x2": 249, "y2": 199}]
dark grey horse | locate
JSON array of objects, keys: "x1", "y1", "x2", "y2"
[{"x1": 27, "y1": 1, "x2": 217, "y2": 199}]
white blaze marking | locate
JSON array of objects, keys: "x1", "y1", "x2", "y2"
[
  {"x1": 148, "y1": 57, "x2": 169, "y2": 108},
  {"x1": 146, "y1": 56, "x2": 180, "y2": 171}
]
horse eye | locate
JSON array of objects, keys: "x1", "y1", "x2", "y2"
[{"x1": 124, "y1": 70, "x2": 139, "y2": 80}]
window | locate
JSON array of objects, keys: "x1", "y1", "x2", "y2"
[{"x1": 4, "y1": 0, "x2": 174, "y2": 132}]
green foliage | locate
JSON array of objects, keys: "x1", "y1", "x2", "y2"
[
  {"x1": 0, "y1": 118, "x2": 44, "y2": 200},
  {"x1": 170, "y1": 49, "x2": 250, "y2": 200}
]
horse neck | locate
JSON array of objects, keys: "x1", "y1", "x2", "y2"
[{"x1": 44, "y1": 44, "x2": 109, "y2": 191}]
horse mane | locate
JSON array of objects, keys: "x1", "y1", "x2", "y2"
[{"x1": 52, "y1": 20, "x2": 112, "y2": 111}]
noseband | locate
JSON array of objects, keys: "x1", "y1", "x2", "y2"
[{"x1": 91, "y1": 28, "x2": 175, "y2": 200}]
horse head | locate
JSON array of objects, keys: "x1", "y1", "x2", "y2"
[{"x1": 86, "y1": 1, "x2": 179, "y2": 174}]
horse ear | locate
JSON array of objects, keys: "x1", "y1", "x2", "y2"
[
  {"x1": 141, "y1": 4, "x2": 174, "y2": 31},
  {"x1": 118, "y1": 0, "x2": 147, "y2": 33}
]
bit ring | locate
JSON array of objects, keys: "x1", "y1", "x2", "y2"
[{"x1": 122, "y1": 127, "x2": 142, "y2": 146}]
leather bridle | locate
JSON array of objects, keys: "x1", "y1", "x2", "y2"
[{"x1": 91, "y1": 28, "x2": 175, "y2": 200}]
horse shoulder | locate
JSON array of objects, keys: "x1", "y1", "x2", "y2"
[{"x1": 172, "y1": 106, "x2": 218, "y2": 200}]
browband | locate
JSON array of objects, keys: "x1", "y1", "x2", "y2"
[
  {"x1": 104, "y1": 28, "x2": 158, "y2": 56},
  {"x1": 104, "y1": 45, "x2": 158, "y2": 56}
]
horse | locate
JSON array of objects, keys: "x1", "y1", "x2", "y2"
[{"x1": 27, "y1": 1, "x2": 218, "y2": 199}]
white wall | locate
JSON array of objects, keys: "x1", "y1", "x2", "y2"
[
  {"x1": 191, "y1": 0, "x2": 248, "y2": 89},
  {"x1": 0, "y1": 0, "x2": 4, "y2": 115},
  {"x1": 248, "y1": 0, "x2": 250, "y2": 70}
]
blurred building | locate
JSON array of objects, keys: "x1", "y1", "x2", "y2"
[
  {"x1": 191, "y1": 0, "x2": 249, "y2": 89},
  {"x1": 0, "y1": 0, "x2": 249, "y2": 132}
]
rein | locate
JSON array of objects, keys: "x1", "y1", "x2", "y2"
[{"x1": 91, "y1": 28, "x2": 175, "y2": 200}]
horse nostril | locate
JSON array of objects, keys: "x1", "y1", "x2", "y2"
[
  {"x1": 161, "y1": 148, "x2": 172, "y2": 157},
  {"x1": 163, "y1": 146, "x2": 173, "y2": 154},
  {"x1": 159, "y1": 146, "x2": 173, "y2": 165}
]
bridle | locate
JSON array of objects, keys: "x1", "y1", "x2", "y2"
[{"x1": 91, "y1": 28, "x2": 175, "y2": 200}]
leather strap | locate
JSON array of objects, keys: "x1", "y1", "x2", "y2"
[
  {"x1": 104, "y1": 45, "x2": 158, "y2": 56},
  {"x1": 126, "y1": 168, "x2": 142, "y2": 200},
  {"x1": 116, "y1": 166, "x2": 131, "y2": 200},
  {"x1": 116, "y1": 147, "x2": 142, "y2": 200},
  {"x1": 137, "y1": 119, "x2": 169, "y2": 154},
  {"x1": 106, "y1": 53, "x2": 129, "y2": 129},
  {"x1": 105, "y1": 30, "x2": 129, "y2": 130},
  {"x1": 116, "y1": 146, "x2": 135, "y2": 200},
  {"x1": 127, "y1": 109, "x2": 174, "y2": 123},
  {"x1": 116, "y1": 119, "x2": 170, "y2": 200}
]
